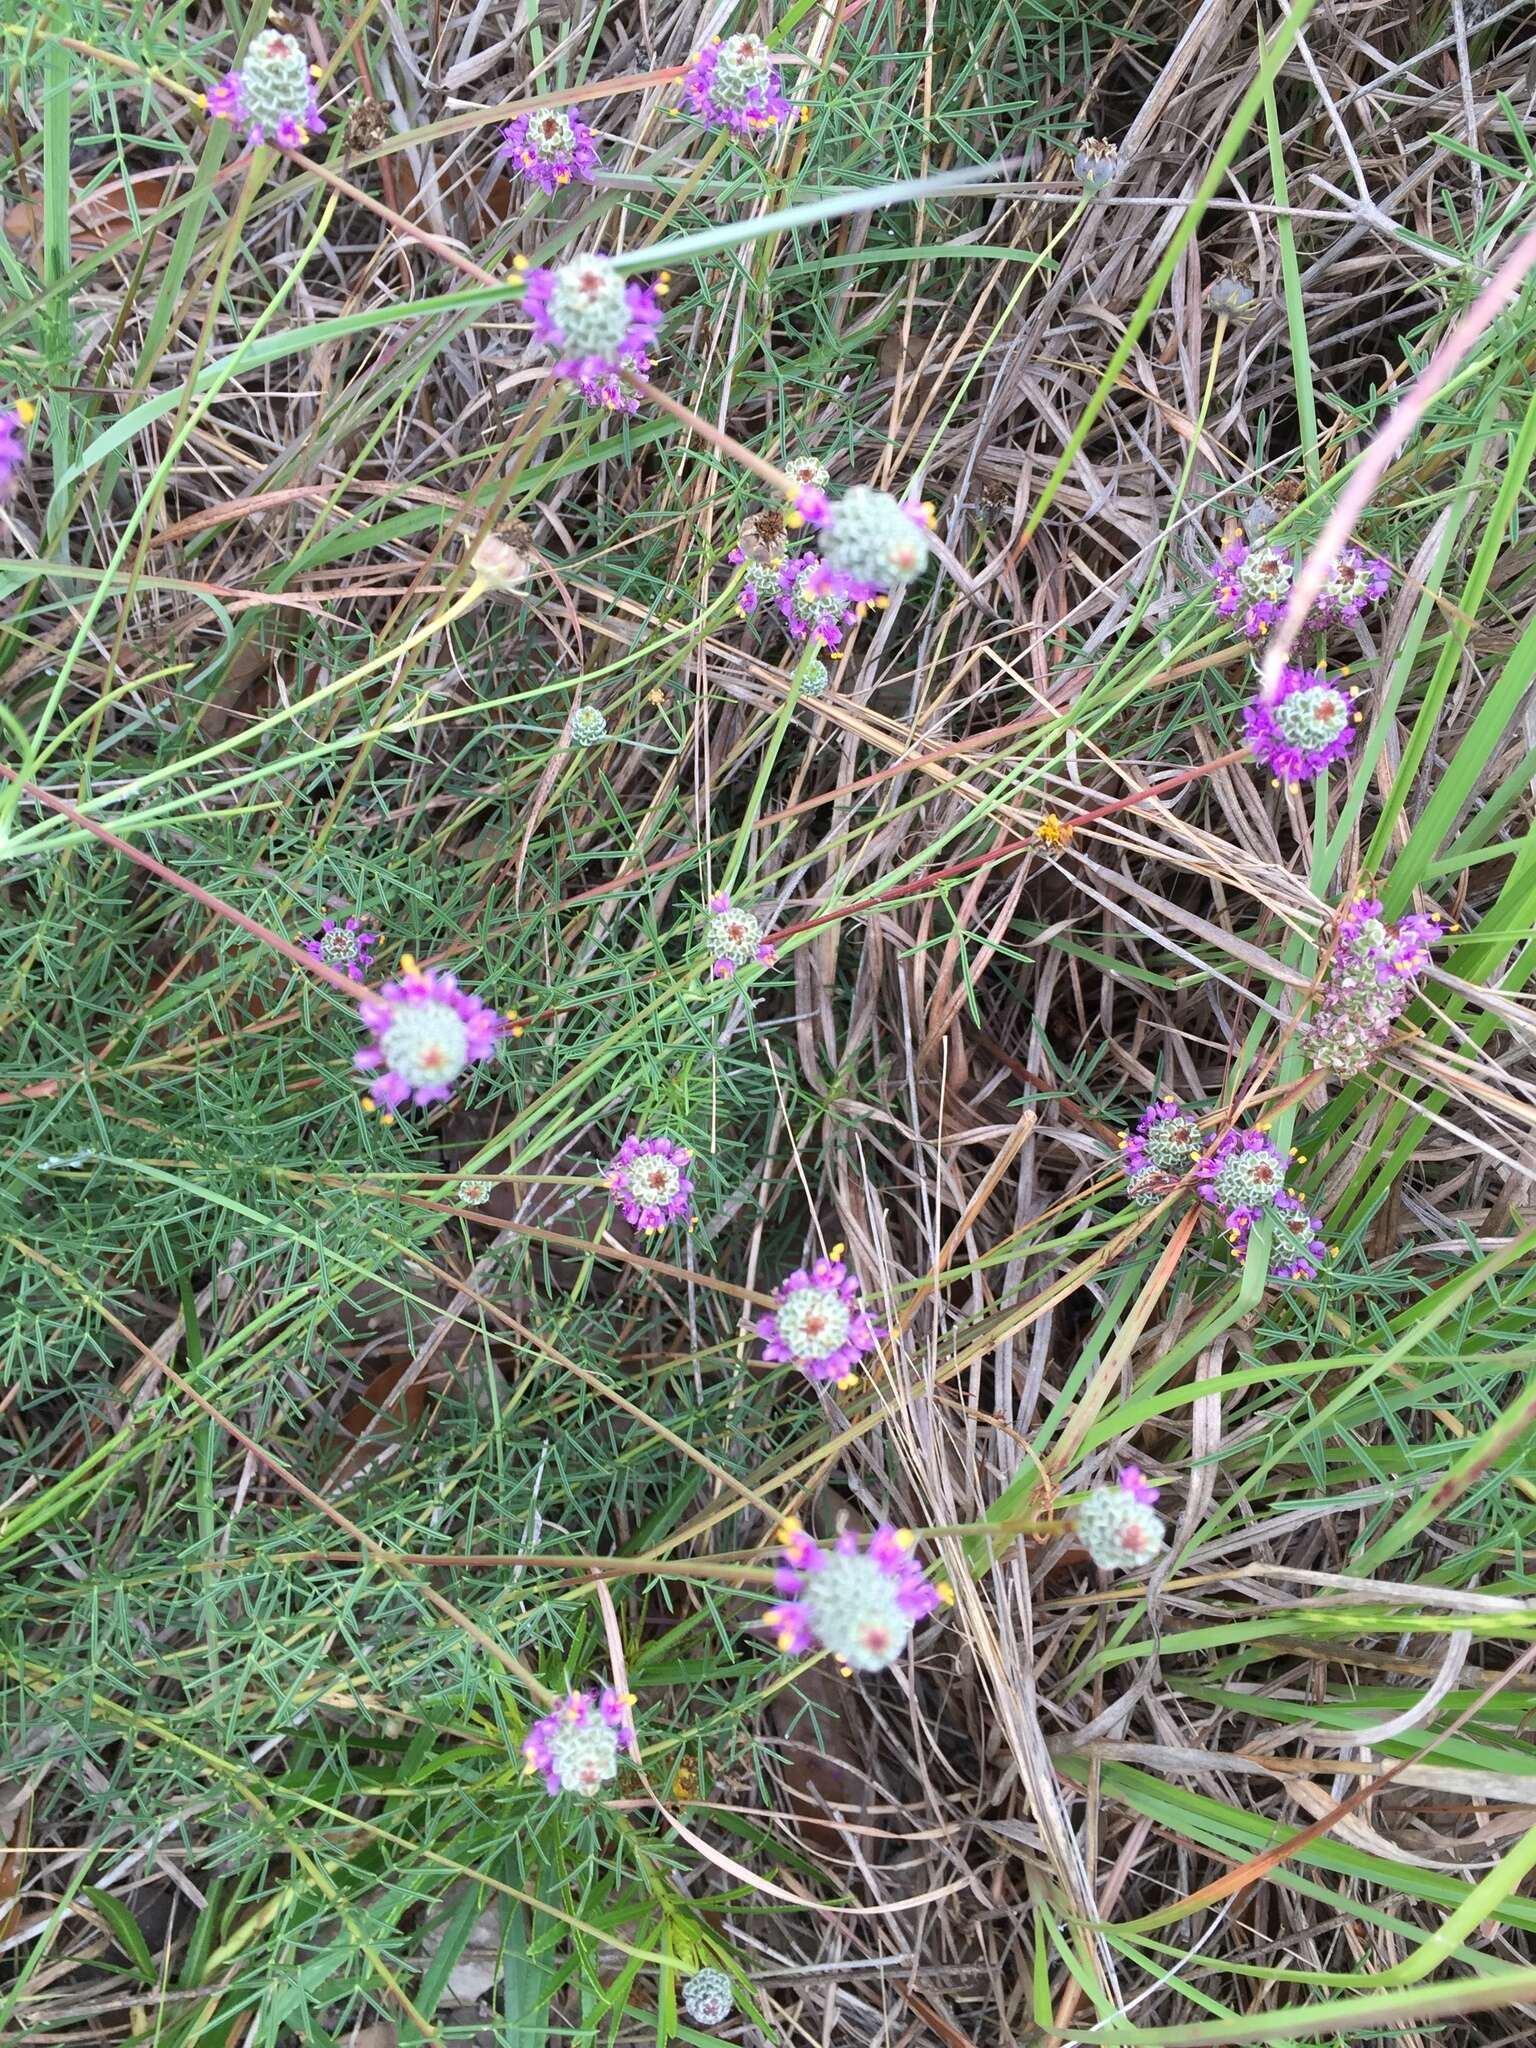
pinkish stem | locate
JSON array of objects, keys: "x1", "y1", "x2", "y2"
[{"x1": 1259, "y1": 224, "x2": 1536, "y2": 699}]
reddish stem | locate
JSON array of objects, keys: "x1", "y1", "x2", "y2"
[
  {"x1": 1, "y1": 768, "x2": 363, "y2": 997},
  {"x1": 772, "y1": 746, "x2": 1251, "y2": 943}
]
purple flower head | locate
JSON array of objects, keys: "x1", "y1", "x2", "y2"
[
  {"x1": 607, "y1": 1133, "x2": 694, "y2": 1231},
  {"x1": 763, "y1": 1519, "x2": 951, "y2": 1674},
  {"x1": 354, "y1": 958, "x2": 502, "y2": 1112},
  {"x1": 498, "y1": 105, "x2": 600, "y2": 195},
  {"x1": 522, "y1": 1686, "x2": 635, "y2": 1797},
  {"x1": 776, "y1": 553, "x2": 860, "y2": 647},
  {"x1": 1311, "y1": 545, "x2": 1390, "y2": 628},
  {"x1": 205, "y1": 28, "x2": 325, "y2": 152},
  {"x1": 705, "y1": 891, "x2": 775, "y2": 978},
  {"x1": 517, "y1": 253, "x2": 666, "y2": 414},
  {"x1": 677, "y1": 32, "x2": 800, "y2": 138},
  {"x1": 757, "y1": 1251, "x2": 883, "y2": 1385},
  {"x1": 1209, "y1": 537, "x2": 1296, "y2": 640},
  {"x1": 1243, "y1": 665, "x2": 1359, "y2": 785},
  {"x1": 1197, "y1": 1126, "x2": 1291, "y2": 1219},
  {"x1": 1226, "y1": 1189, "x2": 1329, "y2": 1284},
  {"x1": 1305, "y1": 891, "x2": 1444, "y2": 1077},
  {"x1": 307, "y1": 915, "x2": 379, "y2": 982},
  {"x1": 1121, "y1": 1098, "x2": 1203, "y2": 1177},
  {"x1": 788, "y1": 482, "x2": 832, "y2": 530},
  {"x1": 0, "y1": 399, "x2": 35, "y2": 499},
  {"x1": 1119, "y1": 1465, "x2": 1160, "y2": 1506}
]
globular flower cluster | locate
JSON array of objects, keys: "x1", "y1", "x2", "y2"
[
  {"x1": 307, "y1": 915, "x2": 378, "y2": 981},
  {"x1": 1073, "y1": 1467, "x2": 1167, "y2": 1572},
  {"x1": 1120, "y1": 1098, "x2": 1330, "y2": 1291},
  {"x1": 678, "y1": 32, "x2": 800, "y2": 137},
  {"x1": 776, "y1": 552, "x2": 859, "y2": 647},
  {"x1": 1119, "y1": 1098, "x2": 1203, "y2": 1207},
  {"x1": 1210, "y1": 538, "x2": 1296, "y2": 639},
  {"x1": 799, "y1": 654, "x2": 830, "y2": 699},
  {"x1": 1197, "y1": 1127, "x2": 1290, "y2": 1216},
  {"x1": 1211, "y1": 538, "x2": 1389, "y2": 640},
  {"x1": 729, "y1": 552, "x2": 784, "y2": 616},
  {"x1": 1230, "y1": 1190, "x2": 1329, "y2": 1282},
  {"x1": 816, "y1": 486, "x2": 934, "y2": 598},
  {"x1": 354, "y1": 959, "x2": 502, "y2": 1112},
  {"x1": 608, "y1": 1133, "x2": 694, "y2": 1231},
  {"x1": 1304, "y1": 893, "x2": 1444, "y2": 1078},
  {"x1": 498, "y1": 105, "x2": 600, "y2": 194},
  {"x1": 764, "y1": 1520, "x2": 951, "y2": 1674},
  {"x1": 1198, "y1": 1123, "x2": 1328, "y2": 1286},
  {"x1": 682, "y1": 1968, "x2": 735, "y2": 2026},
  {"x1": 705, "y1": 893, "x2": 775, "y2": 978},
  {"x1": 206, "y1": 28, "x2": 325, "y2": 152},
  {"x1": 758, "y1": 1252, "x2": 883, "y2": 1385},
  {"x1": 1244, "y1": 664, "x2": 1359, "y2": 786},
  {"x1": 570, "y1": 704, "x2": 609, "y2": 746},
  {"x1": 518, "y1": 253, "x2": 667, "y2": 414},
  {"x1": 0, "y1": 399, "x2": 35, "y2": 498},
  {"x1": 522, "y1": 1687, "x2": 635, "y2": 1797}
]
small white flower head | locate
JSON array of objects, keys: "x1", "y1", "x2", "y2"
[
  {"x1": 456, "y1": 1176, "x2": 493, "y2": 1207},
  {"x1": 1074, "y1": 1485, "x2": 1167, "y2": 1572},
  {"x1": 709, "y1": 31, "x2": 775, "y2": 112},
  {"x1": 544, "y1": 1710, "x2": 622, "y2": 1797},
  {"x1": 1142, "y1": 1108, "x2": 1203, "y2": 1174},
  {"x1": 801, "y1": 1546, "x2": 917, "y2": 1673},
  {"x1": 1276, "y1": 683, "x2": 1351, "y2": 754},
  {"x1": 1238, "y1": 544, "x2": 1294, "y2": 605},
  {"x1": 242, "y1": 29, "x2": 317, "y2": 139},
  {"x1": 1206, "y1": 273, "x2": 1261, "y2": 325},
  {"x1": 380, "y1": 997, "x2": 470, "y2": 1094},
  {"x1": 1074, "y1": 136, "x2": 1124, "y2": 194},
  {"x1": 775, "y1": 1279, "x2": 853, "y2": 1362},
  {"x1": 548, "y1": 255, "x2": 633, "y2": 361},
  {"x1": 570, "y1": 704, "x2": 609, "y2": 746},
  {"x1": 799, "y1": 654, "x2": 830, "y2": 699},
  {"x1": 820, "y1": 487, "x2": 933, "y2": 594},
  {"x1": 682, "y1": 1968, "x2": 735, "y2": 2027},
  {"x1": 1125, "y1": 1165, "x2": 1167, "y2": 1206},
  {"x1": 785, "y1": 453, "x2": 829, "y2": 495},
  {"x1": 739, "y1": 559, "x2": 781, "y2": 610},
  {"x1": 706, "y1": 898, "x2": 768, "y2": 971}
]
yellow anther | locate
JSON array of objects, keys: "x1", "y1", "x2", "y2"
[
  {"x1": 15, "y1": 399, "x2": 35, "y2": 425},
  {"x1": 399, "y1": 951, "x2": 418, "y2": 972},
  {"x1": 830, "y1": 1242, "x2": 845, "y2": 1260},
  {"x1": 512, "y1": 253, "x2": 529, "y2": 272},
  {"x1": 937, "y1": 1580, "x2": 955, "y2": 1605}
]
